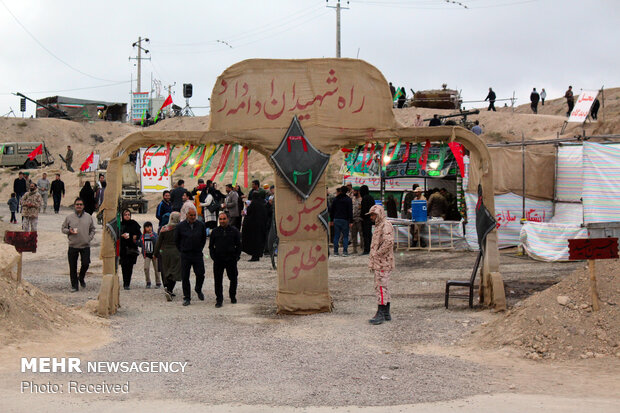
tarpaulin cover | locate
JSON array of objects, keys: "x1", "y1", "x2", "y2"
[
  {"x1": 465, "y1": 192, "x2": 553, "y2": 249},
  {"x1": 556, "y1": 145, "x2": 583, "y2": 202},
  {"x1": 582, "y1": 142, "x2": 620, "y2": 223},
  {"x1": 520, "y1": 222, "x2": 587, "y2": 261},
  {"x1": 467, "y1": 147, "x2": 555, "y2": 200}
]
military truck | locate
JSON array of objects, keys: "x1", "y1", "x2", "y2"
[
  {"x1": 0, "y1": 141, "x2": 54, "y2": 169},
  {"x1": 120, "y1": 162, "x2": 148, "y2": 213}
]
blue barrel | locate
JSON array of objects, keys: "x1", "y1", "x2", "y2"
[{"x1": 411, "y1": 200, "x2": 427, "y2": 222}]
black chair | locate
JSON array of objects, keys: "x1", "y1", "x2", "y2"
[{"x1": 445, "y1": 251, "x2": 482, "y2": 309}]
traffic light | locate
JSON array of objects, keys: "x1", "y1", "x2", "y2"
[
  {"x1": 183, "y1": 83, "x2": 193, "y2": 98},
  {"x1": 20, "y1": 98, "x2": 26, "y2": 112}
]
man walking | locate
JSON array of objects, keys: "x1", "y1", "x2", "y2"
[
  {"x1": 65, "y1": 145, "x2": 74, "y2": 172},
  {"x1": 565, "y1": 86, "x2": 575, "y2": 117},
  {"x1": 223, "y1": 184, "x2": 240, "y2": 229},
  {"x1": 485, "y1": 87, "x2": 496, "y2": 111},
  {"x1": 209, "y1": 212, "x2": 241, "y2": 307},
  {"x1": 13, "y1": 171, "x2": 27, "y2": 206},
  {"x1": 367, "y1": 204, "x2": 394, "y2": 325},
  {"x1": 156, "y1": 190, "x2": 173, "y2": 229},
  {"x1": 359, "y1": 185, "x2": 375, "y2": 255},
  {"x1": 530, "y1": 88, "x2": 540, "y2": 114},
  {"x1": 61, "y1": 198, "x2": 96, "y2": 292},
  {"x1": 36, "y1": 172, "x2": 50, "y2": 213},
  {"x1": 50, "y1": 173, "x2": 65, "y2": 214},
  {"x1": 540, "y1": 88, "x2": 547, "y2": 106},
  {"x1": 175, "y1": 209, "x2": 207, "y2": 306},
  {"x1": 20, "y1": 182, "x2": 43, "y2": 231},
  {"x1": 330, "y1": 185, "x2": 353, "y2": 256}
]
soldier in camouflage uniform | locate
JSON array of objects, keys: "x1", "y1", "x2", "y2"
[{"x1": 20, "y1": 182, "x2": 43, "y2": 231}]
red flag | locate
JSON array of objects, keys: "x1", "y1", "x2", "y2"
[
  {"x1": 27, "y1": 144, "x2": 42, "y2": 160},
  {"x1": 160, "y1": 94, "x2": 173, "y2": 110},
  {"x1": 418, "y1": 140, "x2": 431, "y2": 171},
  {"x1": 80, "y1": 151, "x2": 94, "y2": 172},
  {"x1": 448, "y1": 142, "x2": 466, "y2": 178}
]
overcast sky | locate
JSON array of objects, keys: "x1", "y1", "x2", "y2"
[{"x1": 0, "y1": 0, "x2": 617, "y2": 118}]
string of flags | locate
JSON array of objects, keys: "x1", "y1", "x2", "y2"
[
  {"x1": 141, "y1": 143, "x2": 252, "y2": 187},
  {"x1": 342, "y1": 140, "x2": 465, "y2": 177}
]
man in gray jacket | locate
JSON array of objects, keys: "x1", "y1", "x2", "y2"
[
  {"x1": 223, "y1": 184, "x2": 241, "y2": 230},
  {"x1": 61, "y1": 198, "x2": 96, "y2": 292}
]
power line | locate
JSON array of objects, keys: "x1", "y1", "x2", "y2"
[
  {"x1": 0, "y1": 80, "x2": 131, "y2": 96},
  {"x1": 0, "y1": 0, "x2": 123, "y2": 83}
]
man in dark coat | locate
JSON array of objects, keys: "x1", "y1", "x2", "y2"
[
  {"x1": 242, "y1": 192, "x2": 268, "y2": 261},
  {"x1": 485, "y1": 87, "x2": 496, "y2": 111},
  {"x1": 170, "y1": 179, "x2": 191, "y2": 212},
  {"x1": 156, "y1": 190, "x2": 173, "y2": 229},
  {"x1": 50, "y1": 173, "x2": 65, "y2": 214},
  {"x1": 359, "y1": 185, "x2": 375, "y2": 255},
  {"x1": 530, "y1": 88, "x2": 540, "y2": 114},
  {"x1": 175, "y1": 209, "x2": 207, "y2": 306},
  {"x1": 330, "y1": 185, "x2": 353, "y2": 256},
  {"x1": 13, "y1": 171, "x2": 27, "y2": 207},
  {"x1": 209, "y1": 212, "x2": 242, "y2": 307}
]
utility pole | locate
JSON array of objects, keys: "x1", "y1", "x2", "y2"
[
  {"x1": 129, "y1": 37, "x2": 150, "y2": 93},
  {"x1": 166, "y1": 82, "x2": 176, "y2": 98},
  {"x1": 326, "y1": 0, "x2": 349, "y2": 58}
]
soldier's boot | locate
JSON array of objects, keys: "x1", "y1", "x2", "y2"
[
  {"x1": 369, "y1": 305, "x2": 386, "y2": 325},
  {"x1": 384, "y1": 302, "x2": 391, "y2": 321}
]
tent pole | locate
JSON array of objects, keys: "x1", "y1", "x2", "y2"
[{"x1": 522, "y1": 132, "x2": 526, "y2": 220}]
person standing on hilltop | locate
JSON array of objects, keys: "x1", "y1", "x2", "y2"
[
  {"x1": 485, "y1": 87, "x2": 497, "y2": 111},
  {"x1": 65, "y1": 145, "x2": 74, "y2": 172},
  {"x1": 565, "y1": 86, "x2": 575, "y2": 117},
  {"x1": 530, "y1": 88, "x2": 540, "y2": 114},
  {"x1": 397, "y1": 87, "x2": 407, "y2": 109},
  {"x1": 540, "y1": 88, "x2": 547, "y2": 106},
  {"x1": 50, "y1": 173, "x2": 65, "y2": 214},
  {"x1": 389, "y1": 82, "x2": 396, "y2": 99}
]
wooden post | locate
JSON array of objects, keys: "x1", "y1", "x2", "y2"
[
  {"x1": 588, "y1": 259, "x2": 600, "y2": 311},
  {"x1": 17, "y1": 252, "x2": 22, "y2": 282}
]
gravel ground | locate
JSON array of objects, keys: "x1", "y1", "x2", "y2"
[{"x1": 7, "y1": 206, "x2": 581, "y2": 407}]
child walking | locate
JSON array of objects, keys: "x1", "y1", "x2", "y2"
[
  {"x1": 7, "y1": 193, "x2": 18, "y2": 224},
  {"x1": 142, "y1": 221, "x2": 161, "y2": 288}
]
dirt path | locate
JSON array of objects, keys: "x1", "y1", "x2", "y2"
[{"x1": 0, "y1": 206, "x2": 618, "y2": 411}]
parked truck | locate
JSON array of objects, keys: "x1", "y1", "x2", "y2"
[
  {"x1": 0, "y1": 141, "x2": 54, "y2": 169},
  {"x1": 120, "y1": 162, "x2": 148, "y2": 213}
]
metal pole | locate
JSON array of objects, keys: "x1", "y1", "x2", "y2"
[
  {"x1": 521, "y1": 132, "x2": 526, "y2": 220},
  {"x1": 137, "y1": 37, "x2": 142, "y2": 94},
  {"x1": 336, "y1": 0, "x2": 341, "y2": 58}
]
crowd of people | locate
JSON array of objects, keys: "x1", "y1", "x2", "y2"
[
  {"x1": 109, "y1": 177, "x2": 275, "y2": 307},
  {"x1": 7, "y1": 166, "x2": 397, "y2": 324}
]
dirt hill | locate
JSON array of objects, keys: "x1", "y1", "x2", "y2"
[{"x1": 470, "y1": 259, "x2": 620, "y2": 361}]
